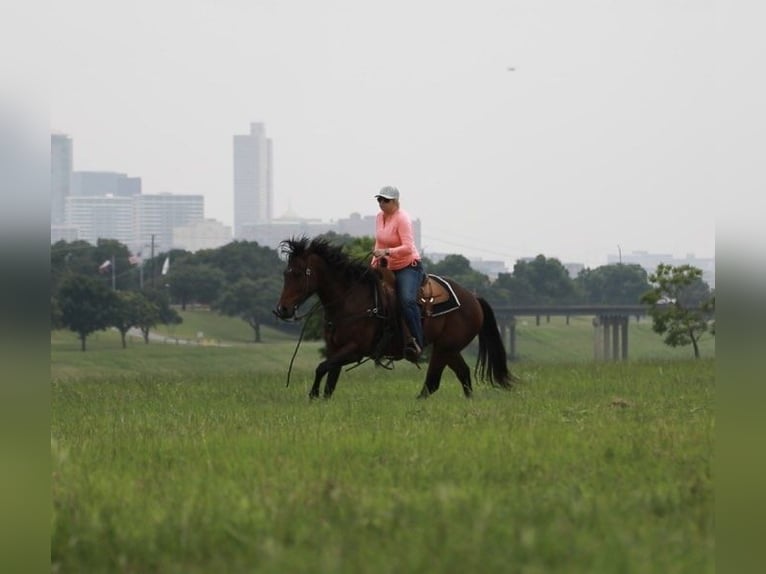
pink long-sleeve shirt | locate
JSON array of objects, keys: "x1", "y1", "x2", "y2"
[{"x1": 372, "y1": 208, "x2": 421, "y2": 271}]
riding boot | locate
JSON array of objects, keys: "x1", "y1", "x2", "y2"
[{"x1": 404, "y1": 337, "x2": 422, "y2": 363}]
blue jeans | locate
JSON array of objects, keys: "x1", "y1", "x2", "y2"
[{"x1": 394, "y1": 261, "x2": 426, "y2": 348}]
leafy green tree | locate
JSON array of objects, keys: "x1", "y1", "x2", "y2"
[
  {"x1": 499, "y1": 255, "x2": 578, "y2": 305},
  {"x1": 92, "y1": 238, "x2": 133, "y2": 290},
  {"x1": 51, "y1": 240, "x2": 93, "y2": 294},
  {"x1": 576, "y1": 264, "x2": 650, "y2": 304},
  {"x1": 58, "y1": 275, "x2": 117, "y2": 351},
  {"x1": 428, "y1": 254, "x2": 491, "y2": 294},
  {"x1": 111, "y1": 291, "x2": 156, "y2": 348},
  {"x1": 339, "y1": 235, "x2": 375, "y2": 263},
  {"x1": 196, "y1": 240, "x2": 282, "y2": 284},
  {"x1": 137, "y1": 288, "x2": 182, "y2": 343},
  {"x1": 166, "y1": 263, "x2": 225, "y2": 310},
  {"x1": 214, "y1": 277, "x2": 283, "y2": 342},
  {"x1": 145, "y1": 248, "x2": 194, "y2": 291},
  {"x1": 640, "y1": 263, "x2": 715, "y2": 359}
]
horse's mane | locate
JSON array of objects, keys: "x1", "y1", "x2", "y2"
[{"x1": 279, "y1": 236, "x2": 378, "y2": 288}]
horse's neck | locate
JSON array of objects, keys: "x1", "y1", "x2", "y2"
[
  {"x1": 316, "y1": 277, "x2": 353, "y2": 308},
  {"x1": 316, "y1": 277, "x2": 372, "y2": 314}
]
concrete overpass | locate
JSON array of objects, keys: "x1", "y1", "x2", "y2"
[{"x1": 492, "y1": 305, "x2": 652, "y2": 362}]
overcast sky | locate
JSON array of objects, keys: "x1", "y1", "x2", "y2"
[{"x1": 46, "y1": 0, "x2": 745, "y2": 268}]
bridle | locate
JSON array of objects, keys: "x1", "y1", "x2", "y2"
[{"x1": 282, "y1": 263, "x2": 316, "y2": 320}]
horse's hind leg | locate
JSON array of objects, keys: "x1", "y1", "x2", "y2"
[{"x1": 446, "y1": 353, "x2": 473, "y2": 398}]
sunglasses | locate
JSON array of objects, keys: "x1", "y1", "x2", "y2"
[{"x1": 377, "y1": 197, "x2": 392, "y2": 203}]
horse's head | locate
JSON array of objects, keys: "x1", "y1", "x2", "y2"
[{"x1": 274, "y1": 237, "x2": 320, "y2": 320}]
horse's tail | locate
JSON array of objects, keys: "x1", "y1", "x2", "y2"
[{"x1": 476, "y1": 297, "x2": 517, "y2": 389}]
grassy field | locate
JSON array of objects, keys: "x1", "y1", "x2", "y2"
[{"x1": 51, "y1": 314, "x2": 714, "y2": 573}]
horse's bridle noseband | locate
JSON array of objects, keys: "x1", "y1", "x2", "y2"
[{"x1": 284, "y1": 265, "x2": 314, "y2": 318}]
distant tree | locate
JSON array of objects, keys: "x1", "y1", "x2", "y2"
[
  {"x1": 58, "y1": 275, "x2": 117, "y2": 351},
  {"x1": 110, "y1": 291, "x2": 144, "y2": 348},
  {"x1": 92, "y1": 238, "x2": 134, "y2": 290},
  {"x1": 576, "y1": 264, "x2": 651, "y2": 304},
  {"x1": 428, "y1": 254, "x2": 491, "y2": 294},
  {"x1": 196, "y1": 240, "x2": 282, "y2": 284},
  {"x1": 316, "y1": 231, "x2": 359, "y2": 251},
  {"x1": 51, "y1": 240, "x2": 93, "y2": 294},
  {"x1": 166, "y1": 263, "x2": 225, "y2": 310},
  {"x1": 640, "y1": 263, "x2": 715, "y2": 359},
  {"x1": 500, "y1": 255, "x2": 578, "y2": 305},
  {"x1": 214, "y1": 277, "x2": 283, "y2": 342},
  {"x1": 145, "y1": 248, "x2": 194, "y2": 291},
  {"x1": 137, "y1": 288, "x2": 182, "y2": 343},
  {"x1": 339, "y1": 235, "x2": 375, "y2": 263}
]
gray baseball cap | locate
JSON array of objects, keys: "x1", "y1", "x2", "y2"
[{"x1": 375, "y1": 186, "x2": 400, "y2": 200}]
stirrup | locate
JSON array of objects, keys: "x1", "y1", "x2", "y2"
[{"x1": 404, "y1": 338, "x2": 422, "y2": 362}]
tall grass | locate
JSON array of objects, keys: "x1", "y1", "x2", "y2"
[{"x1": 51, "y1": 350, "x2": 714, "y2": 573}]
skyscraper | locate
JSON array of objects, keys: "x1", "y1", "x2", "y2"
[
  {"x1": 233, "y1": 122, "x2": 272, "y2": 238},
  {"x1": 51, "y1": 133, "x2": 72, "y2": 226}
]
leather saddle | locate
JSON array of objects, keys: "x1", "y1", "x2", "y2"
[{"x1": 376, "y1": 265, "x2": 458, "y2": 319}]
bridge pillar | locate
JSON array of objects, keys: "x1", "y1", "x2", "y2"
[
  {"x1": 621, "y1": 316, "x2": 629, "y2": 360},
  {"x1": 592, "y1": 317, "x2": 603, "y2": 360},
  {"x1": 594, "y1": 315, "x2": 630, "y2": 361}
]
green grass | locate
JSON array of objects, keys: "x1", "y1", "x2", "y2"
[
  {"x1": 150, "y1": 308, "x2": 300, "y2": 345},
  {"x1": 51, "y1": 343, "x2": 714, "y2": 573}
]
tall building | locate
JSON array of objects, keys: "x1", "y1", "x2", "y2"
[
  {"x1": 233, "y1": 122, "x2": 272, "y2": 238},
  {"x1": 51, "y1": 133, "x2": 72, "y2": 226},
  {"x1": 71, "y1": 171, "x2": 141, "y2": 197},
  {"x1": 173, "y1": 219, "x2": 232, "y2": 253},
  {"x1": 64, "y1": 195, "x2": 134, "y2": 246},
  {"x1": 133, "y1": 193, "x2": 205, "y2": 255}
]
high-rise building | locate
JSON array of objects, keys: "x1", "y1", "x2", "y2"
[
  {"x1": 71, "y1": 171, "x2": 141, "y2": 197},
  {"x1": 51, "y1": 133, "x2": 72, "y2": 226},
  {"x1": 173, "y1": 219, "x2": 232, "y2": 253},
  {"x1": 133, "y1": 193, "x2": 205, "y2": 255},
  {"x1": 233, "y1": 122, "x2": 272, "y2": 238},
  {"x1": 64, "y1": 195, "x2": 134, "y2": 246}
]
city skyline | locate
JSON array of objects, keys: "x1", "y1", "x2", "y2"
[
  {"x1": 52, "y1": 124, "x2": 714, "y2": 281},
  {"x1": 50, "y1": 1, "x2": 717, "y2": 271}
]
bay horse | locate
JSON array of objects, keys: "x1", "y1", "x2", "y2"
[{"x1": 273, "y1": 236, "x2": 516, "y2": 399}]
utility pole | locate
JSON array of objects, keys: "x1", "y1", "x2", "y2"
[
  {"x1": 150, "y1": 234, "x2": 155, "y2": 288},
  {"x1": 111, "y1": 255, "x2": 116, "y2": 291}
]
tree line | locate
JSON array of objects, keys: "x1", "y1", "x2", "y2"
[{"x1": 50, "y1": 233, "x2": 715, "y2": 356}]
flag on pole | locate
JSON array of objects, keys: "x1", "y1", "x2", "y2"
[
  {"x1": 98, "y1": 259, "x2": 112, "y2": 273},
  {"x1": 161, "y1": 256, "x2": 170, "y2": 275}
]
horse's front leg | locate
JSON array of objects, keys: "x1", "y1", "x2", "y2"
[
  {"x1": 323, "y1": 365, "x2": 343, "y2": 399},
  {"x1": 309, "y1": 359, "x2": 332, "y2": 399},
  {"x1": 311, "y1": 343, "x2": 362, "y2": 399},
  {"x1": 309, "y1": 359, "x2": 346, "y2": 399}
]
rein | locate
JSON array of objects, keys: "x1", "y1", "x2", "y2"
[{"x1": 285, "y1": 299, "x2": 322, "y2": 388}]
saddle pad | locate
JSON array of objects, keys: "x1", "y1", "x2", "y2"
[{"x1": 422, "y1": 274, "x2": 461, "y2": 317}]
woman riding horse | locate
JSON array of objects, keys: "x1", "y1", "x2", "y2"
[{"x1": 274, "y1": 236, "x2": 516, "y2": 400}]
